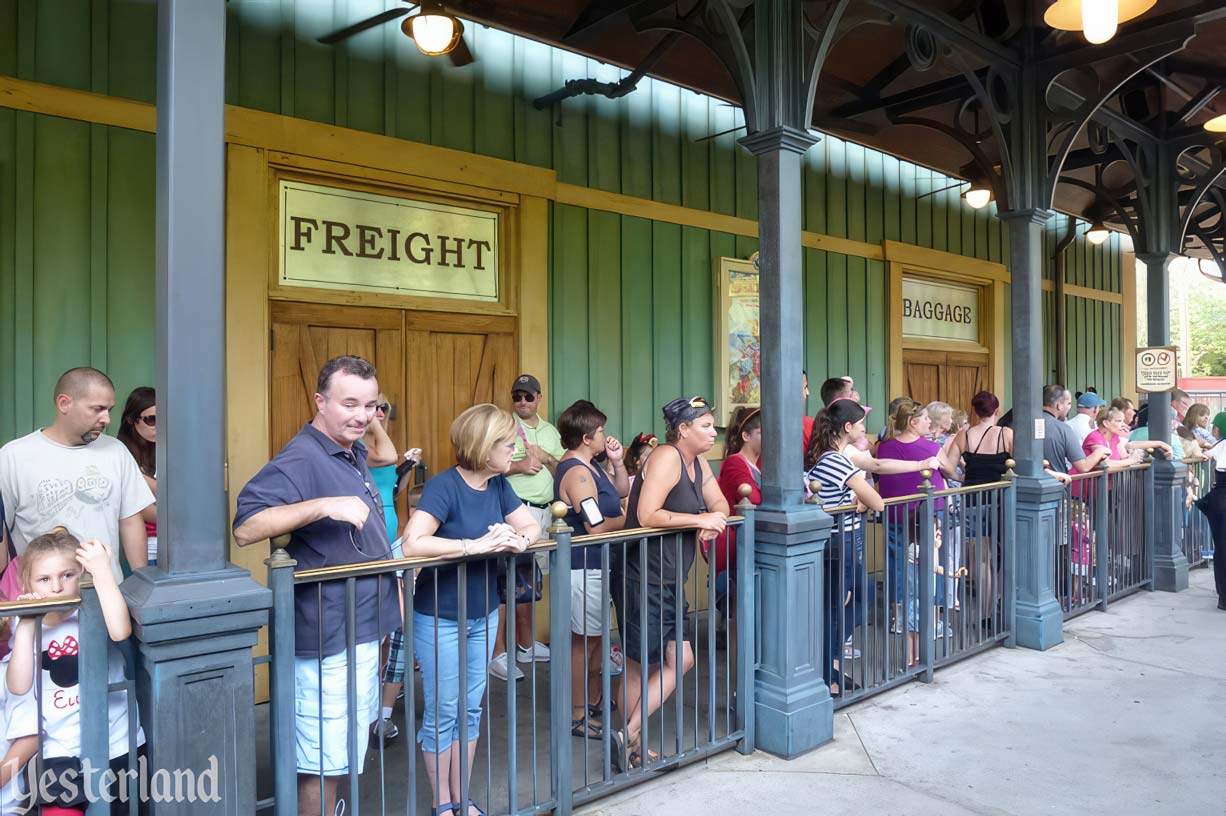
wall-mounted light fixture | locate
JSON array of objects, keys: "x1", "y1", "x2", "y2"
[{"x1": 403, "y1": 3, "x2": 464, "y2": 56}]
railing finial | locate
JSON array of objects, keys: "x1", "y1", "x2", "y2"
[
  {"x1": 807, "y1": 479, "x2": 821, "y2": 504},
  {"x1": 919, "y1": 468, "x2": 933, "y2": 490},
  {"x1": 1004, "y1": 458, "x2": 1017, "y2": 480},
  {"x1": 736, "y1": 483, "x2": 754, "y2": 511},
  {"x1": 548, "y1": 500, "x2": 571, "y2": 536}
]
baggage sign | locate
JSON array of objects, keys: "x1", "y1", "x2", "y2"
[{"x1": 1135, "y1": 346, "x2": 1178, "y2": 393}]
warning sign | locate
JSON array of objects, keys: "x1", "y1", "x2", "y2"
[{"x1": 1135, "y1": 346, "x2": 1178, "y2": 393}]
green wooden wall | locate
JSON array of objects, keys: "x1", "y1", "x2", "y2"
[{"x1": 0, "y1": 0, "x2": 1124, "y2": 443}]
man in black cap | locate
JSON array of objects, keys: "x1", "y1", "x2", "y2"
[{"x1": 489, "y1": 373, "x2": 564, "y2": 681}]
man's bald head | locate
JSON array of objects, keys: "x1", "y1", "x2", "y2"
[
  {"x1": 54, "y1": 367, "x2": 114, "y2": 402},
  {"x1": 50, "y1": 368, "x2": 115, "y2": 445}
]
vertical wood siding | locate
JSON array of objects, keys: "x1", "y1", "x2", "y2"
[{"x1": 0, "y1": 0, "x2": 1123, "y2": 440}]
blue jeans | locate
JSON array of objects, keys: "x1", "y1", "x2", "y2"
[{"x1": 413, "y1": 609, "x2": 498, "y2": 754}]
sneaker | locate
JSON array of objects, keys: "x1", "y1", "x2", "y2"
[
  {"x1": 609, "y1": 646, "x2": 624, "y2": 676},
  {"x1": 370, "y1": 718, "x2": 399, "y2": 743},
  {"x1": 843, "y1": 636, "x2": 861, "y2": 660},
  {"x1": 935, "y1": 621, "x2": 953, "y2": 639},
  {"x1": 890, "y1": 617, "x2": 904, "y2": 635},
  {"x1": 516, "y1": 641, "x2": 551, "y2": 663},
  {"x1": 489, "y1": 652, "x2": 524, "y2": 681}
]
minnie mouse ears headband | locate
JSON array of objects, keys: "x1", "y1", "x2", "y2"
[{"x1": 632, "y1": 432, "x2": 658, "y2": 446}]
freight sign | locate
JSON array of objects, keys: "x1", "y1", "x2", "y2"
[
  {"x1": 901, "y1": 277, "x2": 980, "y2": 343},
  {"x1": 279, "y1": 180, "x2": 499, "y2": 301},
  {"x1": 1135, "y1": 346, "x2": 1178, "y2": 393}
]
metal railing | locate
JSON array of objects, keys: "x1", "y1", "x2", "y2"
[
  {"x1": 1181, "y1": 457, "x2": 1215, "y2": 568},
  {"x1": 820, "y1": 471, "x2": 1015, "y2": 709},
  {"x1": 0, "y1": 584, "x2": 141, "y2": 815},
  {"x1": 1056, "y1": 466, "x2": 1110, "y2": 619},
  {"x1": 263, "y1": 503, "x2": 755, "y2": 816},
  {"x1": 1105, "y1": 464, "x2": 1152, "y2": 600}
]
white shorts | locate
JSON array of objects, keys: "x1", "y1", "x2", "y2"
[
  {"x1": 525, "y1": 504, "x2": 553, "y2": 574},
  {"x1": 571, "y1": 569, "x2": 606, "y2": 636},
  {"x1": 294, "y1": 640, "x2": 380, "y2": 775}
]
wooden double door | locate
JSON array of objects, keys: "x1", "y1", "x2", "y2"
[
  {"x1": 270, "y1": 301, "x2": 518, "y2": 482},
  {"x1": 901, "y1": 348, "x2": 990, "y2": 418}
]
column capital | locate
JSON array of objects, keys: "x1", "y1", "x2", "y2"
[
  {"x1": 1135, "y1": 251, "x2": 1178, "y2": 267},
  {"x1": 738, "y1": 126, "x2": 820, "y2": 156},
  {"x1": 997, "y1": 208, "x2": 1054, "y2": 226}
]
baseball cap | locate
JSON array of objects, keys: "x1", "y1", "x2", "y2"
[
  {"x1": 512, "y1": 374, "x2": 542, "y2": 394},
  {"x1": 1076, "y1": 392, "x2": 1106, "y2": 408}
]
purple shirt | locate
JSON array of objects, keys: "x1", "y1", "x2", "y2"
[{"x1": 876, "y1": 437, "x2": 946, "y2": 519}]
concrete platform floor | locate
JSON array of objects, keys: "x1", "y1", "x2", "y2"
[{"x1": 578, "y1": 566, "x2": 1224, "y2": 816}]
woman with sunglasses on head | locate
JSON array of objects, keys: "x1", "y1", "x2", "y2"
[
  {"x1": 365, "y1": 394, "x2": 424, "y2": 744},
  {"x1": 610, "y1": 396, "x2": 730, "y2": 771},
  {"x1": 117, "y1": 386, "x2": 159, "y2": 567}
]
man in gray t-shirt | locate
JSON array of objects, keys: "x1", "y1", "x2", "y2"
[
  {"x1": 0, "y1": 368, "x2": 154, "y2": 582},
  {"x1": 1041, "y1": 385, "x2": 1109, "y2": 474}
]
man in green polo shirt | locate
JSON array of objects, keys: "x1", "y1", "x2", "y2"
[{"x1": 490, "y1": 373, "x2": 565, "y2": 681}]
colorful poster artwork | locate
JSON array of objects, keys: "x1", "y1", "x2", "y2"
[{"x1": 727, "y1": 268, "x2": 760, "y2": 409}]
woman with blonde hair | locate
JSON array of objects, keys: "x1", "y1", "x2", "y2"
[{"x1": 403, "y1": 403, "x2": 542, "y2": 816}]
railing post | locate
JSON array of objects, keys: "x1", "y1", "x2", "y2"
[
  {"x1": 1095, "y1": 462, "x2": 1110, "y2": 612},
  {"x1": 917, "y1": 472, "x2": 936, "y2": 683},
  {"x1": 735, "y1": 492, "x2": 757, "y2": 756},
  {"x1": 1148, "y1": 455, "x2": 1190, "y2": 592},
  {"x1": 1010, "y1": 457, "x2": 1065, "y2": 651},
  {"x1": 752, "y1": 485, "x2": 834, "y2": 758},
  {"x1": 78, "y1": 580, "x2": 111, "y2": 816},
  {"x1": 265, "y1": 544, "x2": 299, "y2": 816},
  {"x1": 1003, "y1": 462, "x2": 1018, "y2": 648},
  {"x1": 547, "y1": 503, "x2": 574, "y2": 816}
]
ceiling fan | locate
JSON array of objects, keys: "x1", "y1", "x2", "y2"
[{"x1": 318, "y1": 1, "x2": 475, "y2": 67}]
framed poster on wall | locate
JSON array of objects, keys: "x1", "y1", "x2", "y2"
[{"x1": 714, "y1": 256, "x2": 760, "y2": 427}]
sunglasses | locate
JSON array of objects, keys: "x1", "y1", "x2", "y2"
[
  {"x1": 512, "y1": 392, "x2": 537, "y2": 403},
  {"x1": 375, "y1": 402, "x2": 391, "y2": 415},
  {"x1": 139, "y1": 415, "x2": 156, "y2": 428},
  {"x1": 688, "y1": 396, "x2": 708, "y2": 409}
]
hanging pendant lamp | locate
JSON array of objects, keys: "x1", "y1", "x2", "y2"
[{"x1": 1043, "y1": 0, "x2": 1156, "y2": 44}]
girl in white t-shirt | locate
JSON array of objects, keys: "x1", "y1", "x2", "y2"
[
  {"x1": 0, "y1": 666, "x2": 37, "y2": 816},
  {"x1": 6, "y1": 528, "x2": 140, "y2": 811}
]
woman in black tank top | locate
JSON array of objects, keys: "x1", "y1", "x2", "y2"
[
  {"x1": 947, "y1": 391, "x2": 1013, "y2": 487},
  {"x1": 609, "y1": 397, "x2": 730, "y2": 771}
]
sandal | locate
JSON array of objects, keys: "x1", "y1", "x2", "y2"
[
  {"x1": 626, "y1": 743, "x2": 659, "y2": 769},
  {"x1": 587, "y1": 695, "x2": 617, "y2": 716},
  {"x1": 432, "y1": 804, "x2": 456, "y2": 816},
  {"x1": 463, "y1": 802, "x2": 487, "y2": 816},
  {"x1": 571, "y1": 715, "x2": 604, "y2": 740},
  {"x1": 610, "y1": 730, "x2": 627, "y2": 773}
]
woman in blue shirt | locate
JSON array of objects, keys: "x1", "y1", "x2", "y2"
[{"x1": 402, "y1": 404, "x2": 542, "y2": 816}]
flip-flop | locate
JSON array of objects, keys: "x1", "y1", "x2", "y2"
[{"x1": 571, "y1": 715, "x2": 604, "y2": 740}]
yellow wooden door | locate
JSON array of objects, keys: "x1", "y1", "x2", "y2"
[
  {"x1": 269, "y1": 302, "x2": 405, "y2": 457},
  {"x1": 404, "y1": 311, "x2": 518, "y2": 479}
]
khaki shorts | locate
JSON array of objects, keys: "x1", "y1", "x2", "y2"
[{"x1": 570, "y1": 568, "x2": 606, "y2": 636}]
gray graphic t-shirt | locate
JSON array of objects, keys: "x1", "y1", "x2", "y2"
[{"x1": 0, "y1": 431, "x2": 154, "y2": 581}]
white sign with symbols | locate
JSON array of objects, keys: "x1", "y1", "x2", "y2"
[
  {"x1": 901, "y1": 277, "x2": 980, "y2": 343},
  {"x1": 1136, "y1": 346, "x2": 1179, "y2": 393}
]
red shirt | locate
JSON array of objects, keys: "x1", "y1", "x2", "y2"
[
  {"x1": 718, "y1": 453, "x2": 763, "y2": 509},
  {"x1": 803, "y1": 415, "x2": 814, "y2": 453}
]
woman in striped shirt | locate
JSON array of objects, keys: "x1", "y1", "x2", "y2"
[{"x1": 803, "y1": 399, "x2": 884, "y2": 696}]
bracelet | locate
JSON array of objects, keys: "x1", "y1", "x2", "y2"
[{"x1": 461, "y1": 538, "x2": 472, "y2": 557}]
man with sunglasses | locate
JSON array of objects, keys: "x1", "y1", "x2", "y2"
[{"x1": 489, "y1": 374, "x2": 563, "y2": 681}]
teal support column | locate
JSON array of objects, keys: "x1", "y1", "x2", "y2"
[
  {"x1": 122, "y1": 2, "x2": 272, "y2": 812},
  {"x1": 1001, "y1": 209, "x2": 1064, "y2": 651},
  {"x1": 1138, "y1": 251, "x2": 1189, "y2": 592}
]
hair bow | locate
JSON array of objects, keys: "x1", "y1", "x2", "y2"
[{"x1": 47, "y1": 636, "x2": 79, "y2": 661}]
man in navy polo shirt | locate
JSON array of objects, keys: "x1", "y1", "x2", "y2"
[{"x1": 233, "y1": 355, "x2": 400, "y2": 816}]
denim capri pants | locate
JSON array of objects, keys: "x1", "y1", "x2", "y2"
[{"x1": 413, "y1": 608, "x2": 499, "y2": 754}]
